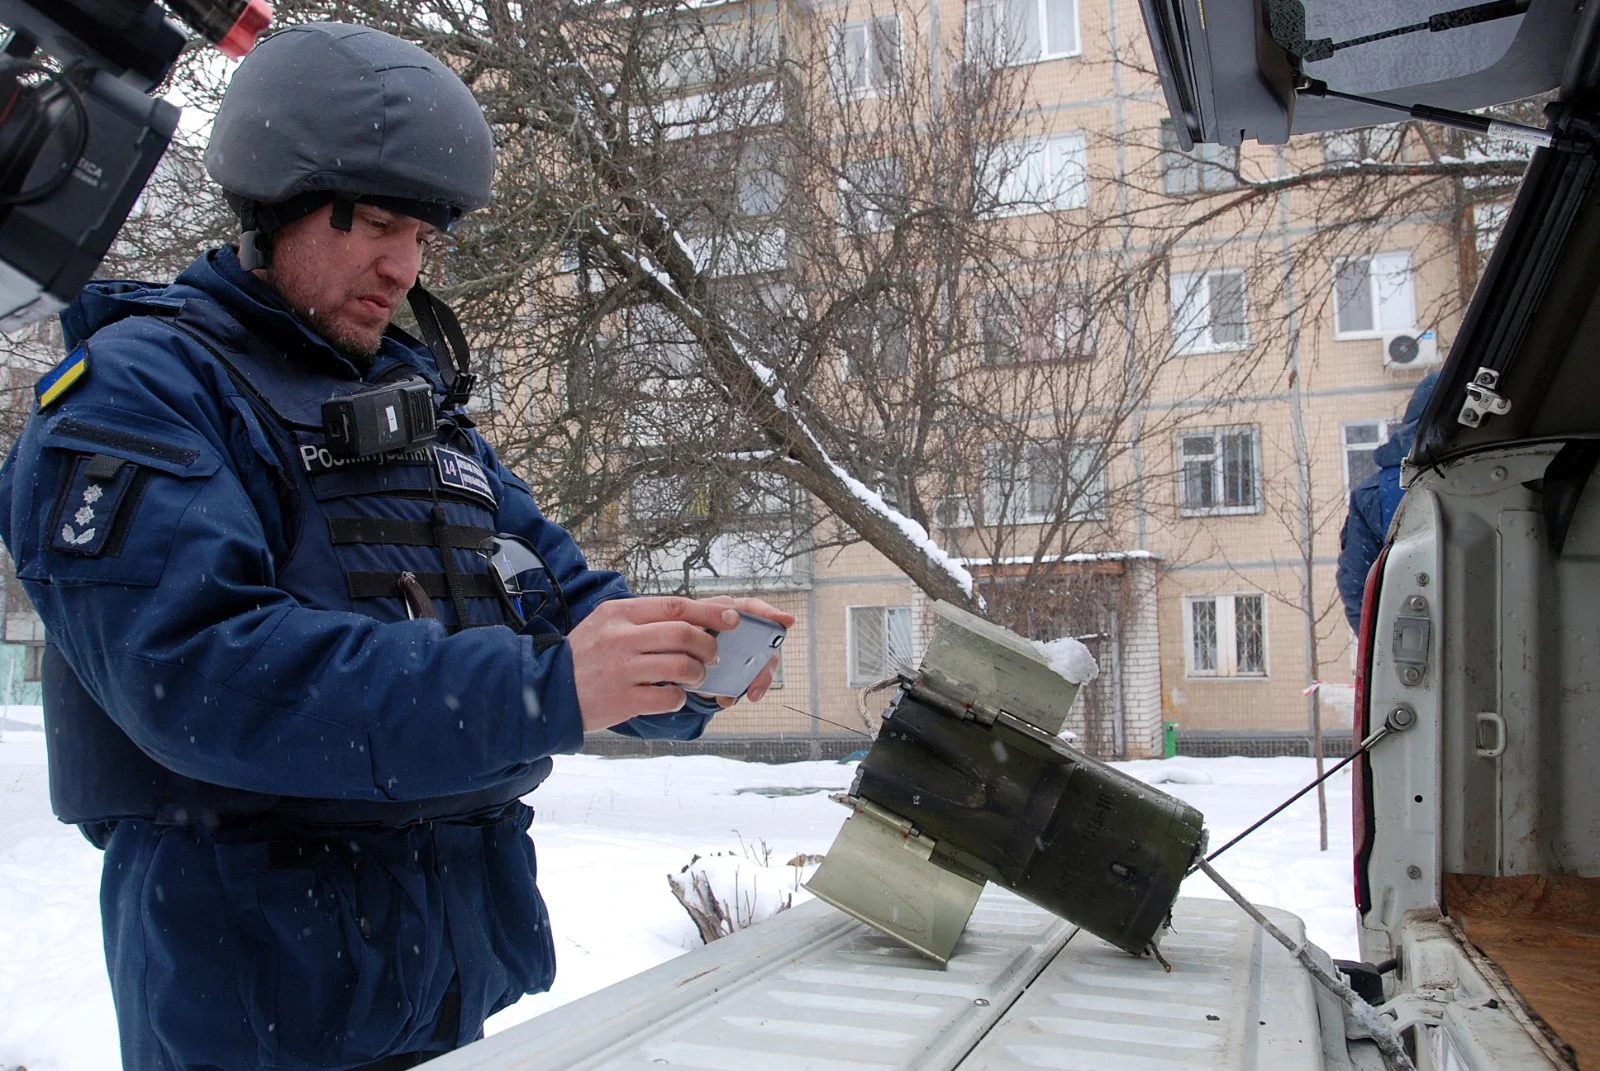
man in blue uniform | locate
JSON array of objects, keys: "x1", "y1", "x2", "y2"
[
  {"x1": 1337, "y1": 373, "x2": 1439, "y2": 633},
  {"x1": 0, "y1": 23, "x2": 790, "y2": 1070}
]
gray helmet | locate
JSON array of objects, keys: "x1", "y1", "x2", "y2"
[{"x1": 205, "y1": 22, "x2": 494, "y2": 236}]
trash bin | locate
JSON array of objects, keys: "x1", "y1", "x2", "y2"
[{"x1": 1163, "y1": 721, "x2": 1178, "y2": 758}]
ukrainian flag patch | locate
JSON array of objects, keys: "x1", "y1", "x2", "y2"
[{"x1": 35, "y1": 345, "x2": 89, "y2": 410}]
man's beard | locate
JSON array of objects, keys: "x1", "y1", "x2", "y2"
[
  {"x1": 262, "y1": 266, "x2": 386, "y2": 364},
  {"x1": 302, "y1": 304, "x2": 384, "y2": 364}
]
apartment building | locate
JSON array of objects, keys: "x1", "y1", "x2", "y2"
[
  {"x1": 0, "y1": 1, "x2": 1490, "y2": 759},
  {"x1": 556, "y1": 0, "x2": 1480, "y2": 760}
]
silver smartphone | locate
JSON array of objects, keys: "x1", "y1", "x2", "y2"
[{"x1": 696, "y1": 611, "x2": 787, "y2": 698}]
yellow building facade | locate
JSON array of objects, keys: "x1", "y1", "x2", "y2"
[{"x1": 534, "y1": 0, "x2": 1467, "y2": 758}]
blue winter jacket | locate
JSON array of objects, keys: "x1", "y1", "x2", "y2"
[
  {"x1": 1336, "y1": 374, "x2": 1438, "y2": 633},
  {"x1": 0, "y1": 246, "x2": 714, "y2": 1068}
]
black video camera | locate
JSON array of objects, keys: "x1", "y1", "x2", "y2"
[
  {"x1": 322, "y1": 378, "x2": 438, "y2": 460},
  {"x1": 0, "y1": 0, "x2": 271, "y2": 332}
]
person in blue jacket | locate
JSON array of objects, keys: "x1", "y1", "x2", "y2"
[
  {"x1": 1337, "y1": 373, "x2": 1439, "y2": 633},
  {"x1": 0, "y1": 23, "x2": 791, "y2": 1071}
]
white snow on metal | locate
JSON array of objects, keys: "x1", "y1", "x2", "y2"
[{"x1": 423, "y1": 891, "x2": 1324, "y2": 1071}]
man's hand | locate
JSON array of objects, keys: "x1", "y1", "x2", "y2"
[
  {"x1": 568, "y1": 596, "x2": 742, "y2": 732},
  {"x1": 694, "y1": 596, "x2": 797, "y2": 708}
]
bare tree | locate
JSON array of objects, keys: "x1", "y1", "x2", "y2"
[
  {"x1": 61, "y1": 2, "x2": 1535, "y2": 659},
  {"x1": 216, "y1": 0, "x2": 1283, "y2": 645}
]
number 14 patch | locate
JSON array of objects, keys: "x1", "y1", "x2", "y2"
[{"x1": 49, "y1": 453, "x2": 143, "y2": 557}]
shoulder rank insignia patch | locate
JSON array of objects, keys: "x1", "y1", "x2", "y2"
[
  {"x1": 49, "y1": 453, "x2": 141, "y2": 557},
  {"x1": 35, "y1": 345, "x2": 89, "y2": 410}
]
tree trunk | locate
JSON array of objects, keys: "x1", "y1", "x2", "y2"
[
  {"x1": 1311, "y1": 668, "x2": 1328, "y2": 852},
  {"x1": 598, "y1": 219, "x2": 983, "y2": 613}
]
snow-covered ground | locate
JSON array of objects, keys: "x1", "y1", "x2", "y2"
[{"x1": 0, "y1": 714, "x2": 1357, "y2": 1070}]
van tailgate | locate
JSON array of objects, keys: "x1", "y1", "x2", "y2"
[{"x1": 424, "y1": 889, "x2": 1329, "y2": 1070}]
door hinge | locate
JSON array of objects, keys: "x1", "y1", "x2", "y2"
[
  {"x1": 1393, "y1": 594, "x2": 1432, "y2": 686},
  {"x1": 1458, "y1": 367, "x2": 1513, "y2": 428}
]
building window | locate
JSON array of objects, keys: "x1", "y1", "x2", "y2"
[
  {"x1": 557, "y1": 241, "x2": 605, "y2": 294},
  {"x1": 658, "y1": 33, "x2": 716, "y2": 91},
  {"x1": 678, "y1": 228, "x2": 789, "y2": 279},
  {"x1": 633, "y1": 306, "x2": 701, "y2": 378},
  {"x1": 566, "y1": 336, "x2": 618, "y2": 412},
  {"x1": 632, "y1": 471, "x2": 802, "y2": 587},
  {"x1": 839, "y1": 301, "x2": 909, "y2": 379},
  {"x1": 936, "y1": 494, "x2": 974, "y2": 529},
  {"x1": 2, "y1": 610, "x2": 45, "y2": 646},
  {"x1": 3, "y1": 610, "x2": 45, "y2": 683},
  {"x1": 977, "y1": 288, "x2": 1095, "y2": 364},
  {"x1": 1334, "y1": 252, "x2": 1415, "y2": 337},
  {"x1": 1178, "y1": 427, "x2": 1260, "y2": 516},
  {"x1": 831, "y1": 16, "x2": 901, "y2": 96},
  {"x1": 624, "y1": 306, "x2": 704, "y2": 447},
  {"x1": 1159, "y1": 119, "x2": 1237, "y2": 194},
  {"x1": 838, "y1": 156, "x2": 905, "y2": 232},
  {"x1": 1186, "y1": 593, "x2": 1267, "y2": 677},
  {"x1": 1169, "y1": 269, "x2": 1247, "y2": 354},
  {"x1": 849, "y1": 605, "x2": 913, "y2": 685},
  {"x1": 982, "y1": 441, "x2": 1105, "y2": 523},
  {"x1": 965, "y1": 0, "x2": 1079, "y2": 65},
  {"x1": 735, "y1": 471, "x2": 796, "y2": 519},
  {"x1": 633, "y1": 470, "x2": 794, "y2": 526},
  {"x1": 735, "y1": 142, "x2": 785, "y2": 219},
  {"x1": 631, "y1": 473, "x2": 695, "y2": 524},
  {"x1": 658, "y1": 18, "x2": 779, "y2": 91},
  {"x1": 1065, "y1": 446, "x2": 1107, "y2": 520},
  {"x1": 1342, "y1": 419, "x2": 1392, "y2": 491},
  {"x1": 984, "y1": 132, "x2": 1088, "y2": 214},
  {"x1": 1322, "y1": 125, "x2": 1404, "y2": 165}
]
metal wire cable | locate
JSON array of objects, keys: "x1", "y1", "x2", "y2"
[{"x1": 1190, "y1": 726, "x2": 1388, "y2": 874}]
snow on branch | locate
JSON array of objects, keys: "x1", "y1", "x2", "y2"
[{"x1": 597, "y1": 204, "x2": 980, "y2": 605}]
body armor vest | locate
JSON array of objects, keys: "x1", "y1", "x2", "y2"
[{"x1": 44, "y1": 303, "x2": 553, "y2": 829}]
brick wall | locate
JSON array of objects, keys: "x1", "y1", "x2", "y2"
[{"x1": 1120, "y1": 557, "x2": 1165, "y2": 759}]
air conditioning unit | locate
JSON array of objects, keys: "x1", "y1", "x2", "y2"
[{"x1": 1381, "y1": 329, "x2": 1440, "y2": 368}]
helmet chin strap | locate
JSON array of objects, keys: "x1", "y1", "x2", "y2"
[
  {"x1": 236, "y1": 201, "x2": 273, "y2": 272},
  {"x1": 406, "y1": 283, "x2": 477, "y2": 410}
]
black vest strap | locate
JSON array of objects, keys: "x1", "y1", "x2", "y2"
[
  {"x1": 431, "y1": 505, "x2": 474, "y2": 627},
  {"x1": 329, "y1": 517, "x2": 495, "y2": 549},
  {"x1": 347, "y1": 571, "x2": 501, "y2": 601}
]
